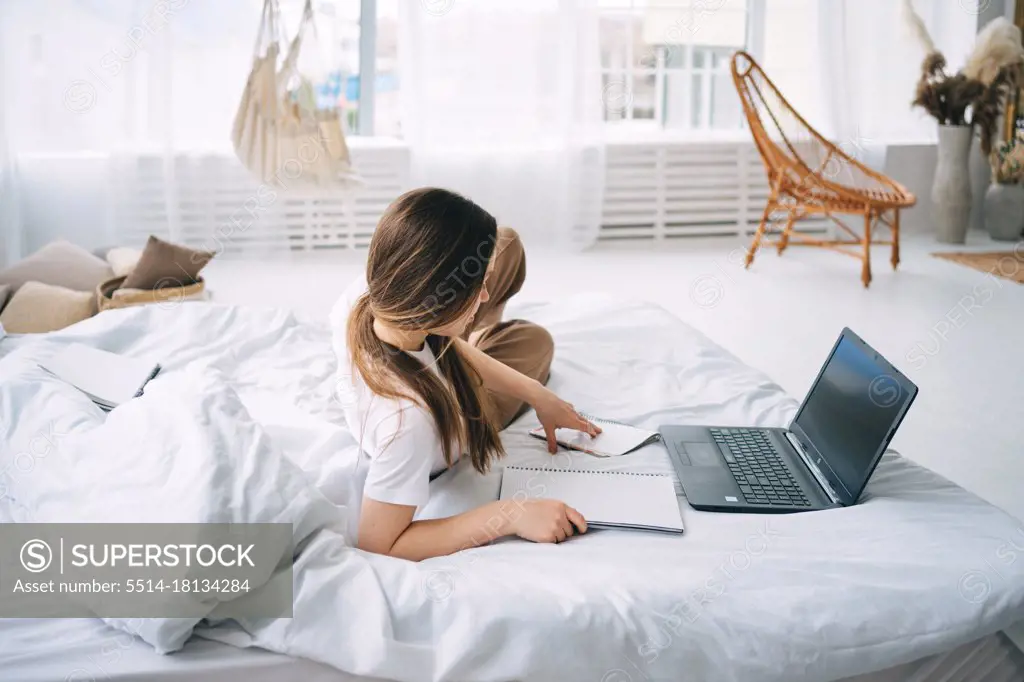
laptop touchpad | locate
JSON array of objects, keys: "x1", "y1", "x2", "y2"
[{"x1": 681, "y1": 442, "x2": 721, "y2": 466}]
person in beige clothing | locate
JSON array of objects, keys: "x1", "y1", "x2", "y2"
[
  {"x1": 461, "y1": 225, "x2": 558, "y2": 428},
  {"x1": 331, "y1": 187, "x2": 601, "y2": 560}
]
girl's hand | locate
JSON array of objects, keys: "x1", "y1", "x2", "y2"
[
  {"x1": 509, "y1": 499, "x2": 588, "y2": 543},
  {"x1": 531, "y1": 386, "x2": 601, "y2": 454}
]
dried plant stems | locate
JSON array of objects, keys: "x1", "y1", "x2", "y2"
[
  {"x1": 911, "y1": 53, "x2": 983, "y2": 127},
  {"x1": 974, "y1": 64, "x2": 1023, "y2": 155},
  {"x1": 912, "y1": 53, "x2": 1021, "y2": 155},
  {"x1": 904, "y1": 8, "x2": 1024, "y2": 156}
]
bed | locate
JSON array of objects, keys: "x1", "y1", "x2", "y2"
[
  {"x1": 1, "y1": 294, "x2": 1022, "y2": 682},
  {"x1": 1, "y1": 616, "x2": 1021, "y2": 682}
]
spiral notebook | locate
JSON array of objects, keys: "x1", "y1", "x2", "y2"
[
  {"x1": 499, "y1": 465, "x2": 684, "y2": 534},
  {"x1": 529, "y1": 414, "x2": 660, "y2": 457}
]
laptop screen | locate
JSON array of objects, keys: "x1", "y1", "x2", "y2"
[{"x1": 791, "y1": 331, "x2": 917, "y2": 504}]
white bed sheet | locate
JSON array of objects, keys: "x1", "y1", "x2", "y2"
[{"x1": 1, "y1": 294, "x2": 1022, "y2": 682}]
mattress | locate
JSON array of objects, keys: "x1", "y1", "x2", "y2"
[
  {"x1": 1, "y1": 617, "x2": 1022, "y2": 682},
  {"x1": 1, "y1": 294, "x2": 1023, "y2": 682},
  {"x1": 0, "y1": 618, "x2": 360, "y2": 682},
  {"x1": 843, "y1": 632, "x2": 1024, "y2": 682}
]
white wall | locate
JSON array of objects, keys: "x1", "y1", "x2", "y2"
[
  {"x1": 0, "y1": 168, "x2": 15, "y2": 268},
  {"x1": 884, "y1": 144, "x2": 939, "y2": 237}
]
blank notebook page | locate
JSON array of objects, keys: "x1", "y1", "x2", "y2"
[
  {"x1": 40, "y1": 344, "x2": 157, "y2": 407},
  {"x1": 499, "y1": 466, "x2": 684, "y2": 533}
]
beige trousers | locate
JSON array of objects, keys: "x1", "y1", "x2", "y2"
[{"x1": 464, "y1": 228, "x2": 553, "y2": 428}]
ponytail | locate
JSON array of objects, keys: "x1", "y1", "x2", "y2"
[{"x1": 347, "y1": 293, "x2": 504, "y2": 473}]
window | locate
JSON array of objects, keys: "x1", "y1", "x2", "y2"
[
  {"x1": 288, "y1": 0, "x2": 363, "y2": 135},
  {"x1": 293, "y1": 0, "x2": 400, "y2": 138},
  {"x1": 0, "y1": 0, "x2": 400, "y2": 154},
  {"x1": 2, "y1": 0, "x2": 831, "y2": 150},
  {"x1": 599, "y1": 0, "x2": 752, "y2": 133},
  {"x1": 757, "y1": 0, "x2": 822, "y2": 133},
  {"x1": 373, "y1": 0, "x2": 400, "y2": 137}
]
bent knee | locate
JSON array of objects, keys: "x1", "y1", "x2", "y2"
[
  {"x1": 515, "y1": 321, "x2": 554, "y2": 365},
  {"x1": 495, "y1": 227, "x2": 524, "y2": 262}
]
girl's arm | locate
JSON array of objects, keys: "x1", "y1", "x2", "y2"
[
  {"x1": 453, "y1": 338, "x2": 600, "y2": 452},
  {"x1": 358, "y1": 496, "x2": 587, "y2": 561}
]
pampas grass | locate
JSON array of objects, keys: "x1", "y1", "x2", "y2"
[
  {"x1": 963, "y1": 17, "x2": 1024, "y2": 86},
  {"x1": 903, "y1": 0, "x2": 1024, "y2": 156},
  {"x1": 900, "y1": 0, "x2": 935, "y2": 54},
  {"x1": 911, "y1": 55, "x2": 983, "y2": 127}
]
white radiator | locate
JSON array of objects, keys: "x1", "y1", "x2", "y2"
[
  {"x1": 600, "y1": 140, "x2": 827, "y2": 241},
  {"x1": 14, "y1": 139, "x2": 827, "y2": 260},
  {"x1": 109, "y1": 142, "x2": 411, "y2": 256}
]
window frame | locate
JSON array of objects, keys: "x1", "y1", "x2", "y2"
[
  {"x1": 356, "y1": 0, "x2": 767, "y2": 140},
  {"x1": 357, "y1": 0, "x2": 377, "y2": 136},
  {"x1": 598, "y1": 0, "x2": 766, "y2": 138}
]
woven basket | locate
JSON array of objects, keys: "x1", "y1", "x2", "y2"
[{"x1": 96, "y1": 275, "x2": 206, "y2": 312}]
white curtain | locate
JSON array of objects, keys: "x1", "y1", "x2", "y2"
[
  {"x1": 397, "y1": 0, "x2": 605, "y2": 251},
  {"x1": 0, "y1": 0, "x2": 262, "y2": 259},
  {"x1": 815, "y1": 0, "x2": 979, "y2": 171},
  {"x1": 0, "y1": 17, "x2": 13, "y2": 268},
  {"x1": 0, "y1": 0, "x2": 345, "y2": 261}
]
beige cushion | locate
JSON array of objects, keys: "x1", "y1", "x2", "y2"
[
  {"x1": 0, "y1": 281, "x2": 94, "y2": 333},
  {"x1": 122, "y1": 236, "x2": 214, "y2": 290},
  {"x1": 0, "y1": 241, "x2": 114, "y2": 293},
  {"x1": 106, "y1": 247, "x2": 143, "y2": 277},
  {"x1": 0, "y1": 283, "x2": 10, "y2": 314}
]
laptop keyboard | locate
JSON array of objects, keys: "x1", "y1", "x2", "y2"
[{"x1": 710, "y1": 428, "x2": 811, "y2": 508}]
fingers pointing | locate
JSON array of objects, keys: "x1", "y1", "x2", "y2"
[
  {"x1": 577, "y1": 414, "x2": 601, "y2": 437},
  {"x1": 545, "y1": 428, "x2": 558, "y2": 455}
]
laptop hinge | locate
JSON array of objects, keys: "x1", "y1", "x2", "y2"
[{"x1": 784, "y1": 431, "x2": 841, "y2": 505}]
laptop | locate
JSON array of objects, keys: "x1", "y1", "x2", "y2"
[{"x1": 659, "y1": 328, "x2": 918, "y2": 513}]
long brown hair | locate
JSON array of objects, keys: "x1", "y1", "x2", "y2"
[{"x1": 347, "y1": 187, "x2": 504, "y2": 473}]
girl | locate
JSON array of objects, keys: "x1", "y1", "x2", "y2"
[{"x1": 331, "y1": 187, "x2": 601, "y2": 561}]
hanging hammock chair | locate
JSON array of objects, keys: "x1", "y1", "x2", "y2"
[{"x1": 232, "y1": 0, "x2": 360, "y2": 189}]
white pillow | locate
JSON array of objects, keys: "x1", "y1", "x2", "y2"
[{"x1": 105, "y1": 247, "x2": 143, "y2": 277}]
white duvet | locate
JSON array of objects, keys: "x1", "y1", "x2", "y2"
[{"x1": 1, "y1": 295, "x2": 1022, "y2": 682}]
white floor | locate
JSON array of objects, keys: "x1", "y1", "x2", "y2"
[{"x1": 205, "y1": 230, "x2": 1024, "y2": 524}]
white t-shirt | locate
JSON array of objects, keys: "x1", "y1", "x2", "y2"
[{"x1": 330, "y1": 276, "x2": 456, "y2": 509}]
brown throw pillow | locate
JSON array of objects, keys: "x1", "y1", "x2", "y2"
[
  {"x1": 122, "y1": 236, "x2": 214, "y2": 290},
  {"x1": 0, "y1": 281, "x2": 94, "y2": 333},
  {"x1": 0, "y1": 241, "x2": 114, "y2": 293},
  {"x1": 0, "y1": 283, "x2": 10, "y2": 314}
]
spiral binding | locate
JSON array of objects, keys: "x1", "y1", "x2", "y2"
[
  {"x1": 576, "y1": 411, "x2": 634, "y2": 428},
  {"x1": 505, "y1": 465, "x2": 669, "y2": 478},
  {"x1": 576, "y1": 411, "x2": 662, "y2": 439}
]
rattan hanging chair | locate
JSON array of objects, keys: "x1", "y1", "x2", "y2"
[{"x1": 731, "y1": 51, "x2": 916, "y2": 288}]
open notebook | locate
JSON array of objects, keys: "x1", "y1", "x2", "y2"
[
  {"x1": 499, "y1": 465, "x2": 684, "y2": 534},
  {"x1": 39, "y1": 344, "x2": 161, "y2": 411},
  {"x1": 529, "y1": 415, "x2": 660, "y2": 457}
]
